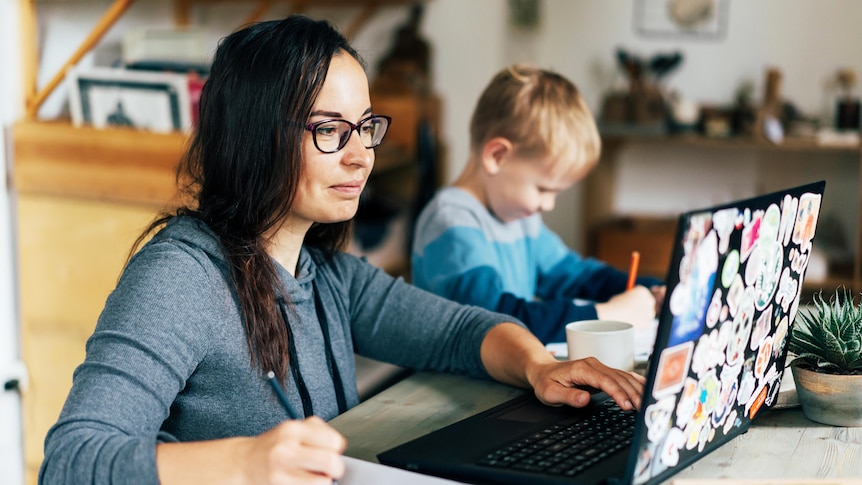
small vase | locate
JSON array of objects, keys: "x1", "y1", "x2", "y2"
[
  {"x1": 836, "y1": 97, "x2": 861, "y2": 131},
  {"x1": 791, "y1": 363, "x2": 862, "y2": 427}
]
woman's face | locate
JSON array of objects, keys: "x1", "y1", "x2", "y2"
[{"x1": 291, "y1": 52, "x2": 374, "y2": 230}]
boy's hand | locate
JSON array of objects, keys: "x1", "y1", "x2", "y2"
[{"x1": 595, "y1": 286, "x2": 656, "y2": 332}]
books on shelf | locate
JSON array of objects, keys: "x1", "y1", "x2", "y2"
[
  {"x1": 66, "y1": 27, "x2": 213, "y2": 134},
  {"x1": 122, "y1": 27, "x2": 211, "y2": 71}
]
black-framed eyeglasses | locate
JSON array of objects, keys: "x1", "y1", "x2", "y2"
[{"x1": 305, "y1": 115, "x2": 392, "y2": 154}]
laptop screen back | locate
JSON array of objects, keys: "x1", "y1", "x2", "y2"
[{"x1": 630, "y1": 181, "x2": 825, "y2": 485}]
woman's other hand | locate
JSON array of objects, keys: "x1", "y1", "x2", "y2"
[
  {"x1": 158, "y1": 416, "x2": 346, "y2": 484},
  {"x1": 243, "y1": 416, "x2": 347, "y2": 484}
]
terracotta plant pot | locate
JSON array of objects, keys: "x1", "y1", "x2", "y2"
[{"x1": 791, "y1": 363, "x2": 862, "y2": 427}]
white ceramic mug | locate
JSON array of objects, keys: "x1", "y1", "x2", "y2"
[{"x1": 565, "y1": 320, "x2": 635, "y2": 371}]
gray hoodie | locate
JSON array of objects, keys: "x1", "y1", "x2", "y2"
[{"x1": 40, "y1": 216, "x2": 519, "y2": 484}]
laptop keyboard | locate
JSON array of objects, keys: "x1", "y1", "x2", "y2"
[{"x1": 477, "y1": 401, "x2": 635, "y2": 477}]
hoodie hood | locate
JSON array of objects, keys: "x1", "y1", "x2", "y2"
[{"x1": 153, "y1": 215, "x2": 315, "y2": 302}]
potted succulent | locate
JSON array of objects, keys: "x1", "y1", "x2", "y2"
[{"x1": 788, "y1": 287, "x2": 862, "y2": 426}]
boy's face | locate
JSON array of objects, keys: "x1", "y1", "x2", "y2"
[{"x1": 486, "y1": 153, "x2": 587, "y2": 223}]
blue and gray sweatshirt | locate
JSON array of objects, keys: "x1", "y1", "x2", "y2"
[{"x1": 412, "y1": 187, "x2": 660, "y2": 344}]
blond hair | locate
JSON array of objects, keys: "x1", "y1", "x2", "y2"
[{"x1": 469, "y1": 64, "x2": 601, "y2": 173}]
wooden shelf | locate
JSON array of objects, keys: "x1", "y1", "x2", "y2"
[
  {"x1": 601, "y1": 133, "x2": 861, "y2": 154},
  {"x1": 584, "y1": 133, "x2": 862, "y2": 296},
  {"x1": 12, "y1": 116, "x2": 425, "y2": 208},
  {"x1": 12, "y1": 119, "x2": 185, "y2": 207}
]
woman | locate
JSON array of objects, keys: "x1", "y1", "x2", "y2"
[{"x1": 40, "y1": 15, "x2": 645, "y2": 484}]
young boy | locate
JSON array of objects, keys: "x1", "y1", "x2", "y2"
[{"x1": 411, "y1": 64, "x2": 664, "y2": 344}]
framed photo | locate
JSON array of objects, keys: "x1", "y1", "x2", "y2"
[
  {"x1": 68, "y1": 67, "x2": 192, "y2": 133},
  {"x1": 634, "y1": 0, "x2": 730, "y2": 40}
]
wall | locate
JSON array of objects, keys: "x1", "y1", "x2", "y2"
[
  {"x1": 421, "y1": 0, "x2": 862, "y2": 250},
  {"x1": 26, "y1": 1, "x2": 862, "y2": 251},
  {"x1": 0, "y1": 0, "x2": 24, "y2": 483}
]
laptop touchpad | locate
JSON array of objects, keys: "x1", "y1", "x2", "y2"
[{"x1": 491, "y1": 401, "x2": 548, "y2": 423}]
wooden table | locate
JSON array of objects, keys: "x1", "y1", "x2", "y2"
[{"x1": 330, "y1": 371, "x2": 862, "y2": 483}]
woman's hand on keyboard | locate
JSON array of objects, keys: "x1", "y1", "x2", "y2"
[{"x1": 526, "y1": 358, "x2": 646, "y2": 412}]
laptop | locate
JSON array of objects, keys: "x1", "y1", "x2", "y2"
[{"x1": 378, "y1": 180, "x2": 826, "y2": 485}]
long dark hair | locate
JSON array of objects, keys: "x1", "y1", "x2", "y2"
[{"x1": 132, "y1": 15, "x2": 362, "y2": 381}]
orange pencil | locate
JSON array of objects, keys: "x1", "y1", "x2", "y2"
[{"x1": 626, "y1": 251, "x2": 640, "y2": 290}]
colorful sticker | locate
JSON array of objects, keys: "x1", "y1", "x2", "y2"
[
  {"x1": 793, "y1": 192, "x2": 821, "y2": 252},
  {"x1": 760, "y1": 204, "x2": 782, "y2": 246},
  {"x1": 779, "y1": 194, "x2": 798, "y2": 247},
  {"x1": 711, "y1": 380, "x2": 738, "y2": 429},
  {"x1": 726, "y1": 274, "x2": 744, "y2": 317},
  {"x1": 736, "y1": 361, "x2": 756, "y2": 406},
  {"x1": 634, "y1": 445, "x2": 656, "y2": 485},
  {"x1": 740, "y1": 210, "x2": 763, "y2": 262},
  {"x1": 653, "y1": 342, "x2": 694, "y2": 398},
  {"x1": 645, "y1": 397, "x2": 676, "y2": 443},
  {"x1": 713, "y1": 208, "x2": 738, "y2": 254},
  {"x1": 748, "y1": 385, "x2": 768, "y2": 418},
  {"x1": 721, "y1": 250, "x2": 740, "y2": 288},
  {"x1": 692, "y1": 327, "x2": 728, "y2": 377},
  {"x1": 764, "y1": 369, "x2": 783, "y2": 407},
  {"x1": 754, "y1": 242, "x2": 782, "y2": 310},
  {"x1": 790, "y1": 246, "x2": 810, "y2": 275},
  {"x1": 659, "y1": 428, "x2": 686, "y2": 467},
  {"x1": 706, "y1": 289, "x2": 722, "y2": 329},
  {"x1": 726, "y1": 289, "x2": 754, "y2": 366},
  {"x1": 674, "y1": 378, "x2": 699, "y2": 428},
  {"x1": 749, "y1": 306, "x2": 772, "y2": 351},
  {"x1": 744, "y1": 245, "x2": 762, "y2": 287},
  {"x1": 723, "y1": 409, "x2": 739, "y2": 435},
  {"x1": 772, "y1": 316, "x2": 788, "y2": 358},
  {"x1": 670, "y1": 230, "x2": 718, "y2": 345},
  {"x1": 754, "y1": 335, "x2": 773, "y2": 379},
  {"x1": 775, "y1": 267, "x2": 798, "y2": 313}
]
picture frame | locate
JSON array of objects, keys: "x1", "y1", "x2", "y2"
[
  {"x1": 68, "y1": 67, "x2": 192, "y2": 133},
  {"x1": 634, "y1": 0, "x2": 730, "y2": 40}
]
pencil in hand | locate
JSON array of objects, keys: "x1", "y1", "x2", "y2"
[
  {"x1": 267, "y1": 371, "x2": 340, "y2": 484},
  {"x1": 626, "y1": 251, "x2": 640, "y2": 290},
  {"x1": 267, "y1": 370, "x2": 301, "y2": 420}
]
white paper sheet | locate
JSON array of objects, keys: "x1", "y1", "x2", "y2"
[{"x1": 342, "y1": 456, "x2": 467, "y2": 485}]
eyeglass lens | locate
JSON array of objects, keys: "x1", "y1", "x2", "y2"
[{"x1": 314, "y1": 116, "x2": 390, "y2": 153}]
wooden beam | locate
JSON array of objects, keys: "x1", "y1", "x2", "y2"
[
  {"x1": 19, "y1": 0, "x2": 38, "y2": 117},
  {"x1": 26, "y1": 0, "x2": 136, "y2": 119},
  {"x1": 344, "y1": 3, "x2": 379, "y2": 40},
  {"x1": 240, "y1": 0, "x2": 275, "y2": 27},
  {"x1": 174, "y1": 0, "x2": 195, "y2": 25}
]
